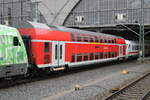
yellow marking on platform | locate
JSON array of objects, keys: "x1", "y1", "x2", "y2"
[
  {"x1": 121, "y1": 70, "x2": 129, "y2": 74},
  {"x1": 74, "y1": 84, "x2": 82, "y2": 91}
]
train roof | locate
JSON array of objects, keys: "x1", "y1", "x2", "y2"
[
  {"x1": 16, "y1": 21, "x2": 50, "y2": 30},
  {"x1": 16, "y1": 21, "x2": 123, "y2": 39},
  {"x1": 125, "y1": 40, "x2": 138, "y2": 44},
  {"x1": 0, "y1": 24, "x2": 19, "y2": 36},
  {"x1": 53, "y1": 25, "x2": 123, "y2": 39}
]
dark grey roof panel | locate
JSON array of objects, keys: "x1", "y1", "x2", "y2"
[
  {"x1": 15, "y1": 21, "x2": 50, "y2": 30},
  {"x1": 54, "y1": 25, "x2": 122, "y2": 38}
]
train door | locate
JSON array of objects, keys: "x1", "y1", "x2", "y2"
[
  {"x1": 58, "y1": 42, "x2": 65, "y2": 66},
  {"x1": 119, "y1": 45, "x2": 123, "y2": 57},
  {"x1": 52, "y1": 41, "x2": 65, "y2": 67}
]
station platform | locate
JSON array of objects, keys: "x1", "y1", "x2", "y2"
[{"x1": 41, "y1": 61, "x2": 150, "y2": 100}]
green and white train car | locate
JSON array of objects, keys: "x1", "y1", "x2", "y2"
[{"x1": 0, "y1": 24, "x2": 28, "y2": 78}]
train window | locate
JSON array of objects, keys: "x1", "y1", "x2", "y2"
[
  {"x1": 108, "y1": 52, "x2": 111, "y2": 58},
  {"x1": 90, "y1": 37, "x2": 94, "y2": 42},
  {"x1": 95, "y1": 53, "x2": 99, "y2": 59},
  {"x1": 77, "y1": 53, "x2": 82, "y2": 62},
  {"x1": 112, "y1": 52, "x2": 115, "y2": 57},
  {"x1": 112, "y1": 39, "x2": 114, "y2": 43},
  {"x1": 95, "y1": 36, "x2": 99, "y2": 42},
  {"x1": 44, "y1": 42, "x2": 49, "y2": 52},
  {"x1": 55, "y1": 45, "x2": 58, "y2": 59},
  {"x1": 100, "y1": 52, "x2": 103, "y2": 59},
  {"x1": 83, "y1": 36, "x2": 88, "y2": 42},
  {"x1": 13, "y1": 37, "x2": 20, "y2": 46},
  {"x1": 100, "y1": 37, "x2": 103, "y2": 43},
  {"x1": 108, "y1": 39, "x2": 111, "y2": 43},
  {"x1": 132, "y1": 45, "x2": 134, "y2": 50},
  {"x1": 114, "y1": 39, "x2": 116, "y2": 43},
  {"x1": 104, "y1": 38, "x2": 107, "y2": 43},
  {"x1": 137, "y1": 46, "x2": 139, "y2": 50},
  {"x1": 90, "y1": 53, "x2": 94, "y2": 60},
  {"x1": 77, "y1": 35, "x2": 82, "y2": 42},
  {"x1": 128, "y1": 44, "x2": 130, "y2": 48},
  {"x1": 71, "y1": 54, "x2": 75, "y2": 62},
  {"x1": 70, "y1": 33, "x2": 75, "y2": 41},
  {"x1": 60, "y1": 45, "x2": 62, "y2": 59},
  {"x1": 84, "y1": 53, "x2": 88, "y2": 61},
  {"x1": 104, "y1": 52, "x2": 107, "y2": 59}
]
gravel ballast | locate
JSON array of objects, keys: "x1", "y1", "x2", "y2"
[{"x1": 0, "y1": 60, "x2": 149, "y2": 100}]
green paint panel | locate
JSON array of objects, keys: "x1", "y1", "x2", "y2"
[{"x1": 0, "y1": 25, "x2": 28, "y2": 66}]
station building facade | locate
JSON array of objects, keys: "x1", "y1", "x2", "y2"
[{"x1": 63, "y1": 0, "x2": 150, "y2": 40}]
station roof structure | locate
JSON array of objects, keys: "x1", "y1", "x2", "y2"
[{"x1": 38, "y1": 0, "x2": 80, "y2": 25}]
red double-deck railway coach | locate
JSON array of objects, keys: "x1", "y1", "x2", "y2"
[{"x1": 17, "y1": 21, "x2": 126, "y2": 71}]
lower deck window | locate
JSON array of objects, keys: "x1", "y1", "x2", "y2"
[
  {"x1": 71, "y1": 54, "x2": 75, "y2": 62},
  {"x1": 100, "y1": 53, "x2": 103, "y2": 59},
  {"x1": 112, "y1": 52, "x2": 115, "y2": 57},
  {"x1": 84, "y1": 53, "x2": 88, "y2": 61},
  {"x1": 95, "y1": 53, "x2": 99, "y2": 59},
  {"x1": 90, "y1": 53, "x2": 94, "y2": 60},
  {"x1": 104, "y1": 52, "x2": 107, "y2": 59},
  {"x1": 77, "y1": 53, "x2": 82, "y2": 62},
  {"x1": 108, "y1": 52, "x2": 111, "y2": 58}
]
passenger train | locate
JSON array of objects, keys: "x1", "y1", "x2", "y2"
[{"x1": 0, "y1": 21, "x2": 149, "y2": 78}]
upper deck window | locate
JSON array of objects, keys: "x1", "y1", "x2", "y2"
[
  {"x1": 95, "y1": 36, "x2": 99, "y2": 42},
  {"x1": 114, "y1": 39, "x2": 116, "y2": 43},
  {"x1": 77, "y1": 35, "x2": 82, "y2": 42},
  {"x1": 108, "y1": 39, "x2": 111, "y2": 43},
  {"x1": 104, "y1": 37, "x2": 107, "y2": 43},
  {"x1": 90, "y1": 35, "x2": 94, "y2": 42},
  {"x1": 83, "y1": 35, "x2": 88, "y2": 42},
  {"x1": 112, "y1": 39, "x2": 115, "y2": 43},
  {"x1": 100, "y1": 37, "x2": 103, "y2": 43}
]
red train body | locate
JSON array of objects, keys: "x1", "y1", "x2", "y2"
[{"x1": 17, "y1": 21, "x2": 127, "y2": 70}]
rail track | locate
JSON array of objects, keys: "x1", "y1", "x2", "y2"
[
  {"x1": 0, "y1": 60, "x2": 122, "y2": 89},
  {"x1": 142, "y1": 91, "x2": 150, "y2": 100},
  {"x1": 104, "y1": 72, "x2": 150, "y2": 100}
]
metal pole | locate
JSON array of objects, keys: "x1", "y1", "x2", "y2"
[
  {"x1": 21, "y1": 0, "x2": 23, "y2": 21},
  {"x1": 139, "y1": 0, "x2": 145, "y2": 62},
  {"x1": 0, "y1": 13, "x2": 2, "y2": 24},
  {"x1": 2, "y1": 0, "x2": 4, "y2": 24}
]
